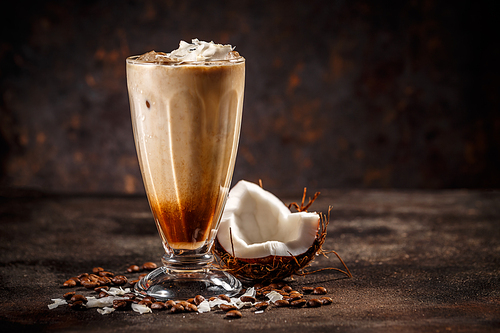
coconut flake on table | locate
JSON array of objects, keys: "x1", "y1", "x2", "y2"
[
  {"x1": 107, "y1": 287, "x2": 130, "y2": 296},
  {"x1": 97, "y1": 307, "x2": 115, "y2": 315},
  {"x1": 48, "y1": 298, "x2": 67, "y2": 309},
  {"x1": 266, "y1": 290, "x2": 283, "y2": 303},
  {"x1": 197, "y1": 300, "x2": 211, "y2": 313},
  {"x1": 86, "y1": 296, "x2": 124, "y2": 308},
  {"x1": 132, "y1": 303, "x2": 152, "y2": 314}
]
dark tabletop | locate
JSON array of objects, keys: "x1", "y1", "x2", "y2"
[{"x1": 1, "y1": 188, "x2": 499, "y2": 332}]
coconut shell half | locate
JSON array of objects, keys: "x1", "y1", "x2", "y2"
[{"x1": 214, "y1": 180, "x2": 329, "y2": 283}]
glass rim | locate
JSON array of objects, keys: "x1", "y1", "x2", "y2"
[{"x1": 126, "y1": 54, "x2": 245, "y2": 66}]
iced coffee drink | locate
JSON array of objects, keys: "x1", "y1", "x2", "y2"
[{"x1": 127, "y1": 40, "x2": 245, "y2": 257}]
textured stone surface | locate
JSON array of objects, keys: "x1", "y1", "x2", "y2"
[
  {"x1": 1, "y1": 0, "x2": 499, "y2": 192},
  {"x1": 1, "y1": 189, "x2": 499, "y2": 332}
]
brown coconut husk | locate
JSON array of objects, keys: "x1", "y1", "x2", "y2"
[{"x1": 212, "y1": 185, "x2": 352, "y2": 284}]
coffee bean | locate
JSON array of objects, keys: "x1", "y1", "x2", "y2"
[
  {"x1": 312, "y1": 287, "x2": 327, "y2": 295},
  {"x1": 142, "y1": 262, "x2": 157, "y2": 271},
  {"x1": 288, "y1": 293, "x2": 303, "y2": 301},
  {"x1": 113, "y1": 299, "x2": 130, "y2": 310},
  {"x1": 98, "y1": 291, "x2": 109, "y2": 298},
  {"x1": 81, "y1": 280, "x2": 98, "y2": 289},
  {"x1": 170, "y1": 304, "x2": 184, "y2": 313},
  {"x1": 143, "y1": 296, "x2": 156, "y2": 303},
  {"x1": 187, "y1": 298, "x2": 195, "y2": 304},
  {"x1": 70, "y1": 294, "x2": 88, "y2": 303},
  {"x1": 97, "y1": 276, "x2": 111, "y2": 286},
  {"x1": 94, "y1": 286, "x2": 109, "y2": 292},
  {"x1": 220, "y1": 304, "x2": 237, "y2": 311},
  {"x1": 218, "y1": 294, "x2": 231, "y2": 302},
  {"x1": 269, "y1": 283, "x2": 279, "y2": 289},
  {"x1": 319, "y1": 296, "x2": 333, "y2": 305},
  {"x1": 88, "y1": 274, "x2": 100, "y2": 283},
  {"x1": 240, "y1": 296, "x2": 256, "y2": 303},
  {"x1": 290, "y1": 299, "x2": 307, "y2": 307},
  {"x1": 209, "y1": 297, "x2": 217, "y2": 302},
  {"x1": 165, "y1": 300, "x2": 176, "y2": 309},
  {"x1": 254, "y1": 302, "x2": 268, "y2": 310},
  {"x1": 177, "y1": 301, "x2": 190, "y2": 308},
  {"x1": 63, "y1": 291, "x2": 75, "y2": 300},
  {"x1": 77, "y1": 273, "x2": 89, "y2": 280},
  {"x1": 185, "y1": 303, "x2": 198, "y2": 312},
  {"x1": 111, "y1": 275, "x2": 127, "y2": 286},
  {"x1": 123, "y1": 292, "x2": 136, "y2": 300},
  {"x1": 302, "y1": 286, "x2": 314, "y2": 293},
  {"x1": 63, "y1": 279, "x2": 77, "y2": 287},
  {"x1": 129, "y1": 279, "x2": 139, "y2": 287},
  {"x1": 274, "y1": 300, "x2": 290, "y2": 307},
  {"x1": 92, "y1": 267, "x2": 104, "y2": 274},
  {"x1": 98, "y1": 271, "x2": 114, "y2": 278},
  {"x1": 194, "y1": 295, "x2": 205, "y2": 305},
  {"x1": 225, "y1": 310, "x2": 242, "y2": 319},
  {"x1": 282, "y1": 285, "x2": 293, "y2": 292},
  {"x1": 127, "y1": 265, "x2": 141, "y2": 273},
  {"x1": 151, "y1": 302, "x2": 165, "y2": 310},
  {"x1": 69, "y1": 300, "x2": 86, "y2": 310},
  {"x1": 139, "y1": 273, "x2": 147, "y2": 279},
  {"x1": 138, "y1": 300, "x2": 152, "y2": 307},
  {"x1": 307, "y1": 299, "x2": 322, "y2": 308}
]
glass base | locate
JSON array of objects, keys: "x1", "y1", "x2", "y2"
[{"x1": 134, "y1": 266, "x2": 242, "y2": 301}]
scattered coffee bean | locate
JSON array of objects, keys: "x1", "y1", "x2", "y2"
[
  {"x1": 63, "y1": 291, "x2": 75, "y2": 300},
  {"x1": 254, "y1": 302, "x2": 268, "y2": 310},
  {"x1": 194, "y1": 295, "x2": 205, "y2": 305},
  {"x1": 225, "y1": 310, "x2": 242, "y2": 319},
  {"x1": 97, "y1": 276, "x2": 111, "y2": 286},
  {"x1": 138, "y1": 300, "x2": 152, "y2": 307},
  {"x1": 151, "y1": 302, "x2": 166, "y2": 310},
  {"x1": 319, "y1": 296, "x2": 333, "y2": 305},
  {"x1": 240, "y1": 296, "x2": 256, "y2": 303},
  {"x1": 220, "y1": 304, "x2": 237, "y2": 311},
  {"x1": 218, "y1": 294, "x2": 231, "y2": 302},
  {"x1": 302, "y1": 286, "x2": 314, "y2": 293},
  {"x1": 138, "y1": 273, "x2": 147, "y2": 279},
  {"x1": 70, "y1": 300, "x2": 86, "y2": 310},
  {"x1": 129, "y1": 279, "x2": 139, "y2": 287},
  {"x1": 111, "y1": 275, "x2": 127, "y2": 286},
  {"x1": 98, "y1": 271, "x2": 114, "y2": 278},
  {"x1": 113, "y1": 299, "x2": 130, "y2": 310},
  {"x1": 94, "y1": 286, "x2": 109, "y2": 292},
  {"x1": 127, "y1": 264, "x2": 141, "y2": 273},
  {"x1": 269, "y1": 283, "x2": 279, "y2": 289},
  {"x1": 142, "y1": 262, "x2": 157, "y2": 271},
  {"x1": 88, "y1": 274, "x2": 100, "y2": 282},
  {"x1": 290, "y1": 299, "x2": 307, "y2": 308},
  {"x1": 274, "y1": 300, "x2": 290, "y2": 307},
  {"x1": 185, "y1": 303, "x2": 198, "y2": 312},
  {"x1": 81, "y1": 280, "x2": 98, "y2": 289},
  {"x1": 312, "y1": 287, "x2": 327, "y2": 295},
  {"x1": 209, "y1": 297, "x2": 217, "y2": 301},
  {"x1": 187, "y1": 298, "x2": 195, "y2": 304},
  {"x1": 165, "y1": 300, "x2": 176, "y2": 309},
  {"x1": 70, "y1": 294, "x2": 88, "y2": 303},
  {"x1": 177, "y1": 301, "x2": 190, "y2": 308},
  {"x1": 123, "y1": 292, "x2": 136, "y2": 300},
  {"x1": 143, "y1": 296, "x2": 156, "y2": 303},
  {"x1": 170, "y1": 304, "x2": 185, "y2": 313},
  {"x1": 282, "y1": 285, "x2": 293, "y2": 292},
  {"x1": 98, "y1": 291, "x2": 109, "y2": 298},
  {"x1": 77, "y1": 273, "x2": 89, "y2": 280},
  {"x1": 307, "y1": 299, "x2": 322, "y2": 308},
  {"x1": 92, "y1": 267, "x2": 104, "y2": 274},
  {"x1": 63, "y1": 279, "x2": 77, "y2": 287}
]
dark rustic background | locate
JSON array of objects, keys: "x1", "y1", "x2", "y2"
[{"x1": 1, "y1": 0, "x2": 499, "y2": 194}]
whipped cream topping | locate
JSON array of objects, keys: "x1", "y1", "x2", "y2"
[{"x1": 167, "y1": 39, "x2": 234, "y2": 62}]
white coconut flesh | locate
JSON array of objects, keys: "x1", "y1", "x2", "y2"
[{"x1": 217, "y1": 180, "x2": 320, "y2": 259}]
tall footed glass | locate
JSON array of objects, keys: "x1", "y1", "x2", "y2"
[{"x1": 126, "y1": 53, "x2": 245, "y2": 300}]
